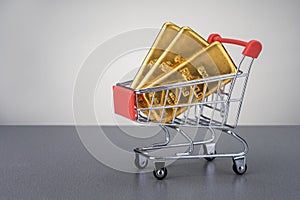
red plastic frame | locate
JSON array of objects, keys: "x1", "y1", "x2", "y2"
[
  {"x1": 113, "y1": 85, "x2": 137, "y2": 120},
  {"x1": 207, "y1": 34, "x2": 262, "y2": 58}
]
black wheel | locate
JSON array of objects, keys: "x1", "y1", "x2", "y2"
[
  {"x1": 232, "y1": 163, "x2": 247, "y2": 175},
  {"x1": 153, "y1": 167, "x2": 168, "y2": 180},
  {"x1": 205, "y1": 151, "x2": 217, "y2": 161},
  {"x1": 134, "y1": 155, "x2": 148, "y2": 169}
]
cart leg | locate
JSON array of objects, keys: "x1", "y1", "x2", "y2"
[
  {"x1": 232, "y1": 156, "x2": 247, "y2": 175},
  {"x1": 154, "y1": 161, "x2": 165, "y2": 170},
  {"x1": 171, "y1": 127, "x2": 194, "y2": 156},
  {"x1": 153, "y1": 161, "x2": 168, "y2": 180},
  {"x1": 203, "y1": 143, "x2": 216, "y2": 161}
]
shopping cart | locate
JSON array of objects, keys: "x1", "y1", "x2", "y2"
[{"x1": 113, "y1": 33, "x2": 262, "y2": 180}]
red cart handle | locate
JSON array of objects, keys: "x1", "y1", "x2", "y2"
[{"x1": 207, "y1": 34, "x2": 262, "y2": 59}]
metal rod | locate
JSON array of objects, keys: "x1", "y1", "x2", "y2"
[
  {"x1": 172, "y1": 87, "x2": 182, "y2": 123},
  {"x1": 147, "y1": 91, "x2": 156, "y2": 121},
  {"x1": 151, "y1": 125, "x2": 171, "y2": 147}
]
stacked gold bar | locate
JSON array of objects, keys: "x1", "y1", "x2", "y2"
[{"x1": 131, "y1": 22, "x2": 236, "y2": 123}]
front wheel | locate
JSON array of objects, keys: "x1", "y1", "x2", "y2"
[{"x1": 153, "y1": 167, "x2": 168, "y2": 180}]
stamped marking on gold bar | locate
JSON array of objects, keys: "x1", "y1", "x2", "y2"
[
  {"x1": 182, "y1": 87, "x2": 190, "y2": 97},
  {"x1": 179, "y1": 67, "x2": 199, "y2": 81},
  {"x1": 160, "y1": 62, "x2": 173, "y2": 73},
  {"x1": 197, "y1": 66, "x2": 209, "y2": 78}
]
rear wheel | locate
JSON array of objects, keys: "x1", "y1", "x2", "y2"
[{"x1": 134, "y1": 154, "x2": 148, "y2": 169}]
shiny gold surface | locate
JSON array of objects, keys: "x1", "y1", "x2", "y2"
[
  {"x1": 136, "y1": 26, "x2": 209, "y2": 89},
  {"x1": 130, "y1": 22, "x2": 180, "y2": 88},
  {"x1": 138, "y1": 42, "x2": 236, "y2": 123}
]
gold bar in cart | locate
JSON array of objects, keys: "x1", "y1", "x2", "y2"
[
  {"x1": 130, "y1": 22, "x2": 180, "y2": 88},
  {"x1": 136, "y1": 26, "x2": 209, "y2": 89},
  {"x1": 138, "y1": 42, "x2": 237, "y2": 123}
]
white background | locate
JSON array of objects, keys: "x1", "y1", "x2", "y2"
[{"x1": 0, "y1": 0, "x2": 299, "y2": 125}]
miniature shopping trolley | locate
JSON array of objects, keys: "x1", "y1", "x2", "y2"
[{"x1": 113, "y1": 33, "x2": 262, "y2": 180}]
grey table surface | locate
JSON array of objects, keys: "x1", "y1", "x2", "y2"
[{"x1": 0, "y1": 126, "x2": 299, "y2": 200}]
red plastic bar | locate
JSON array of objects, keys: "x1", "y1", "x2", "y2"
[
  {"x1": 207, "y1": 34, "x2": 262, "y2": 58},
  {"x1": 113, "y1": 85, "x2": 137, "y2": 120}
]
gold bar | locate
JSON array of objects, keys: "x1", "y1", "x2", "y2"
[
  {"x1": 138, "y1": 42, "x2": 237, "y2": 123},
  {"x1": 130, "y1": 22, "x2": 180, "y2": 88}
]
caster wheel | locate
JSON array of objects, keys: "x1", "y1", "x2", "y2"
[
  {"x1": 153, "y1": 167, "x2": 168, "y2": 180},
  {"x1": 134, "y1": 154, "x2": 148, "y2": 169},
  {"x1": 205, "y1": 151, "x2": 217, "y2": 161},
  {"x1": 232, "y1": 163, "x2": 247, "y2": 175}
]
